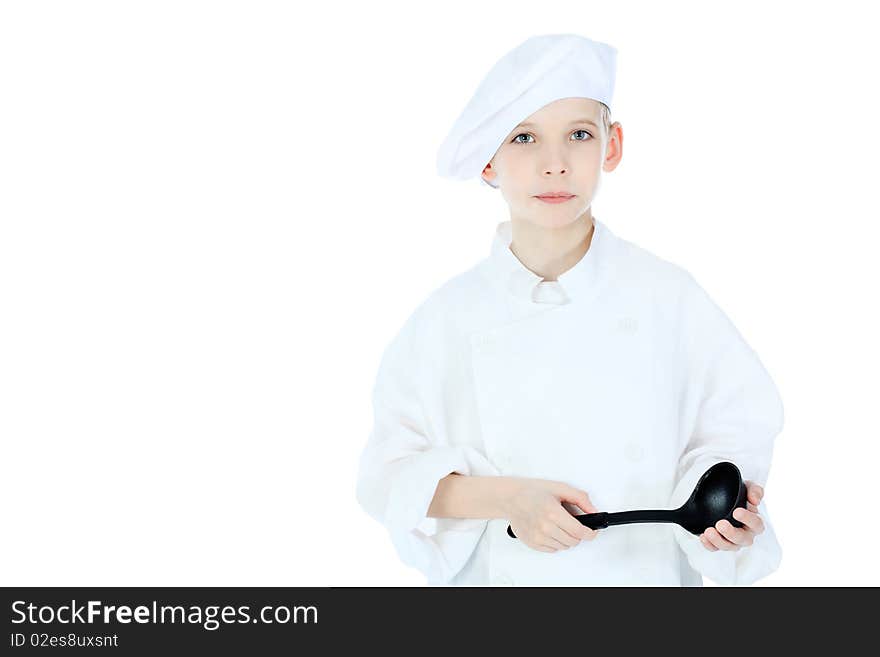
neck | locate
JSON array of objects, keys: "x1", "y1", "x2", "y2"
[{"x1": 508, "y1": 210, "x2": 595, "y2": 282}]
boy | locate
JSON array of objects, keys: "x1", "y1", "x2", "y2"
[{"x1": 355, "y1": 34, "x2": 784, "y2": 586}]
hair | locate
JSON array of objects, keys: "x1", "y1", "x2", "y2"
[{"x1": 598, "y1": 101, "x2": 612, "y2": 139}]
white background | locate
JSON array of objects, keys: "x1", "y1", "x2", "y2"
[{"x1": 1, "y1": 1, "x2": 877, "y2": 586}]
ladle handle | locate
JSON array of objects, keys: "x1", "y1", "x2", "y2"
[
  {"x1": 506, "y1": 509, "x2": 680, "y2": 539},
  {"x1": 603, "y1": 509, "x2": 679, "y2": 526}
]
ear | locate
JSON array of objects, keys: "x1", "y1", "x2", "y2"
[
  {"x1": 602, "y1": 122, "x2": 623, "y2": 172},
  {"x1": 481, "y1": 161, "x2": 497, "y2": 185}
]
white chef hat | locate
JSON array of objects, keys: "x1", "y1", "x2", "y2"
[{"x1": 436, "y1": 33, "x2": 617, "y2": 189}]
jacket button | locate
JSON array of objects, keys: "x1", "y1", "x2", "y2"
[
  {"x1": 473, "y1": 334, "x2": 495, "y2": 351},
  {"x1": 617, "y1": 316, "x2": 639, "y2": 333},
  {"x1": 625, "y1": 442, "x2": 644, "y2": 462},
  {"x1": 492, "y1": 573, "x2": 515, "y2": 586}
]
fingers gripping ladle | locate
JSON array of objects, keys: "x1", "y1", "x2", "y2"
[{"x1": 507, "y1": 461, "x2": 749, "y2": 539}]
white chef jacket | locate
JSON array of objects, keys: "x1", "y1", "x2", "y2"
[{"x1": 355, "y1": 217, "x2": 784, "y2": 586}]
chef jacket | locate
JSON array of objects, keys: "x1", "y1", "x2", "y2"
[{"x1": 355, "y1": 218, "x2": 785, "y2": 586}]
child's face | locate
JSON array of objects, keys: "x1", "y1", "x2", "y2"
[{"x1": 481, "y1": 97, "x2": 622, "y2": 229}]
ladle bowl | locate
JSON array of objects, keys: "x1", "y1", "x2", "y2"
[{"x1": 507, "y1": 461, "x2": 748, "y2": 539}]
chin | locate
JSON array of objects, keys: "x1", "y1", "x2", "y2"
[
  {"x1": 518, "y1": 215, "x2": 577, "y2": 230},
  {"x1": 519, "y1": 201, "x2": 591, "y2": 229}
]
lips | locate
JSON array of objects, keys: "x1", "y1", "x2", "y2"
[
  {"x1": 535, "y1": 195, "x2": 575, "y2": 204},
  {"x1": 535, "y1": 193, "x2": 575, "y2": 199}
]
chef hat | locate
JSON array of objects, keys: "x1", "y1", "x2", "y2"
[{"x1": 436, "y1": 33, "x2": 617, "y2": 189}]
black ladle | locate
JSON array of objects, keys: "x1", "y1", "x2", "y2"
[{"x1": 507, "y1": 461, "x2": 748, "y2": 539}]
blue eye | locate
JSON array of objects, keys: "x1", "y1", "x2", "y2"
[{"x1": 511, "y1": 130, "x2": 592, "y2": 144}]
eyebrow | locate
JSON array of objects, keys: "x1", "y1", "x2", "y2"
[{"x1": 514, "y1": 118, "x2": 598, "y2": 130}]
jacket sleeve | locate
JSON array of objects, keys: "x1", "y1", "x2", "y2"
[
  {"x1": 355, "y1": 304, "x2": 500, "y2": 585},
  {"x1": 669, "y1": 272, "x2": 785, "y2": 586}
]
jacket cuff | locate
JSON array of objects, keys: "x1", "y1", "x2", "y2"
[{"x1": 385, "y1": 445, "x2": 501, "y2": 584}]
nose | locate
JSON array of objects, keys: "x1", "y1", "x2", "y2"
[{"x1": 541, "y1": 149, "x2": 570, "y2": 179}]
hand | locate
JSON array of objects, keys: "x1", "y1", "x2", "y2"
[
  {"x1": 699, "y1": 480, "x2": 766, "y2": 552},
  {"x1": 506, "y1": 478, "x2": 600, "y2": 553}
]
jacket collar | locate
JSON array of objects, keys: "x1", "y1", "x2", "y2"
[{"x1": 484, "y1": 217, "x2": 613, "y2": 304}]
